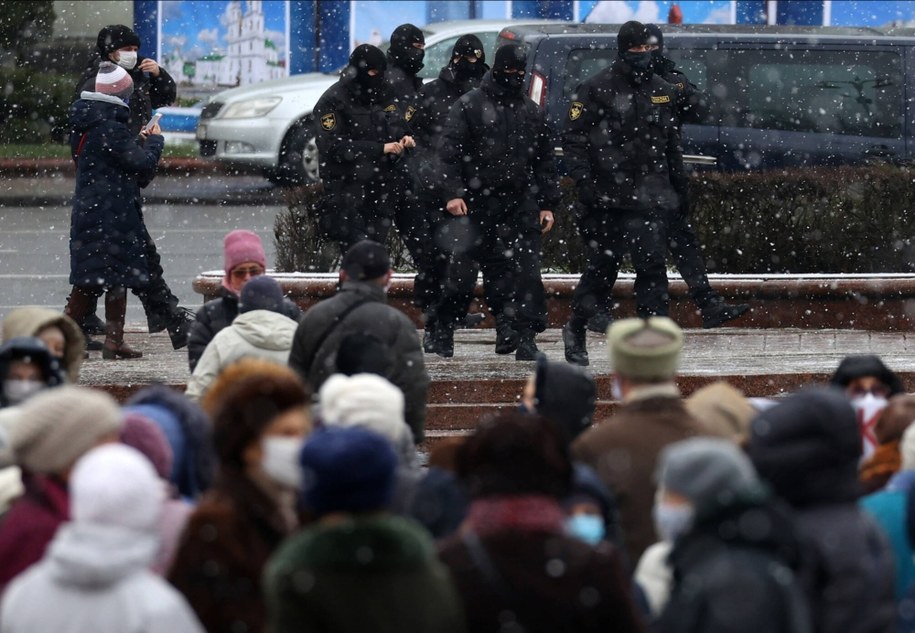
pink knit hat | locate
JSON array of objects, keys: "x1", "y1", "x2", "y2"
[
  {"x1": 95, "y1": 61, "x2": 134, "y2": 101},
  {"x1": 223, "y1": 230, "x2": 266, "y2": 280}
]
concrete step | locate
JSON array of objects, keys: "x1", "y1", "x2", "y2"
[{"x1": 195, "y1": 272, "x2": 915, "y2": 331}]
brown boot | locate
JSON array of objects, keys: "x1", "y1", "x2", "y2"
[
  {"x1": 64, "y1": 286, "x2": 98, "y2": 325},
  {"x1": 102, "y1": 288, "x2": 142, "y2": 360}
]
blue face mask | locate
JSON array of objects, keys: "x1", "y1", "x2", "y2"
[{"x1": 565, "y1": 514, "x2": 606, "y2": 546}]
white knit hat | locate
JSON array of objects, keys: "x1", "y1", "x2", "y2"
[
  {"x1": 10, "y1": 386, "x2": 123, "y2": 474},
  {"x1": 95, "y1": 61, "x2": 134, "y2": 101},
  {"x1": 318, "y1": 374, "x2": 410, "y2": 449},
  {"x1": 70, "y1": 444, "x2": 164, "y2": 532}
]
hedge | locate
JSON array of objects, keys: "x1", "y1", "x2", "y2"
[
  {"x1": 274, "y1": 164, "x2": 915, "y2": 274},
  {"x1": 0, "y1": 67, "x2": 73, "y2": 144}
]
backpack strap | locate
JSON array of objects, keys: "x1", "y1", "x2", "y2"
[{"x1": 72, "y1": 132, "x2": 89, "y2": 164}]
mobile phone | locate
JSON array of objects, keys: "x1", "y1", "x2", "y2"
[{"x1": 144, "y1": 113, "x2": 162, "y2": 132}]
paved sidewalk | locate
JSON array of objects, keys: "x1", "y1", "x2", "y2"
[{"x1": 82, "y1": 325, "x2": 915, "y2": 396}]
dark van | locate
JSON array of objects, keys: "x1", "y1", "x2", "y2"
[{"x1": 497, "y1": 24, "x2": 912, "y2": 171}]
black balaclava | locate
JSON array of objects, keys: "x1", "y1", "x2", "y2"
[
  {"x1": 348, "y1": 44, "x2": 387, "y2": 103},
  {"x1": 492, "y1": 43, "x2": 527, "y2": 93},
  {"x1": 97, "y1": 24, "x2": 141, "y2": 58},
  {"x1": 388, "y1": 23, "x2": 425, "y2": 75},
  {"x1": 450, "y1": 34, "x2": 487, "y2": 83},
  {"x1": 646, "y1": 23, "x2": 673, "y2": 75},
  {"x1": 617, "y1": 20, "x2": 652, "y2": 76}
]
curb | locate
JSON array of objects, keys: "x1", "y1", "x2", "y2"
[{"x1": 0, "y1": 157, "x2": 228, "y2": 177}]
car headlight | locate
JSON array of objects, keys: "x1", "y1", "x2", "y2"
[{"x1": 219, "y1": 97, "x2": 282, "y2": 119}]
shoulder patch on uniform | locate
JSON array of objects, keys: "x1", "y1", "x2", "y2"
[
  {"x1": 569, "y1": 101, "x2": 584, "y2": 121},
  {"x1": 384, "y1": 104, "x2": 397, "y2": 113},
  {"x1": 320, "y1": 113, "x2": 336, "y2": 131},
  {"x1": 405, "y1": 105, "x2": 416, "y2": 121},
  {"x1": 651, "y1": 95, "x2": 671, "y2": 104}
]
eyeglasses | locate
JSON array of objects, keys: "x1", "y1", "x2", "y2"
[{"x1": 231, "y1": 266, "x2": 265, "y2": 280}]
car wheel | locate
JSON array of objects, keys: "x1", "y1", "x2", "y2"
[{"x1": 271, "y1": 120, "x2": 320, "y2": 186}]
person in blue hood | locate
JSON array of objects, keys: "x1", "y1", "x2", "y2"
[{"x1": 64, "y1": 62, "x2": 164, "y2": 360}]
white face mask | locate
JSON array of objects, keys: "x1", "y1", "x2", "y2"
[
  {"x1": 261, "y1": 436, "x2": 305, "y2": 490},
  {"x1": 116, "y1": 51, "x2": 138, "y2": 70},
  {"x1": 653, "y1": 502, "x2": 695, "y2": 542},
  {"x1": 3, "y1": 379, "x2": 43, "y2": 405},
  {"x1": 850, "y1": 393, "x2": 889, "y2": 458}
]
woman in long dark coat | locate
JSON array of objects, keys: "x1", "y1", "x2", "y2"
[{"x1": 64, "y1": 61, "x2": 163, "y2": 359}]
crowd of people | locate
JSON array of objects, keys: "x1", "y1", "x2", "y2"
[
  {"x1": 3, "y1": 17, "x2": 911, "y2": 633},
  {"x1": 0, "y1": 273, "x2": 912, "y2": 632}
]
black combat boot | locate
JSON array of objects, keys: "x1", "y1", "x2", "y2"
[
  {"x1": 515, "y1": 330, "x2": 539, "y2": 361},
  {"x1": 586, "y1": 311, "x2": 613, "y2": 334},
  {"x1": 702, "y1": 300, "x2": 750, "y2": 329},
  {"x1": 562, "y1": 317, "x2": 589, "y2": 366},
  {"x1": 494, "y1": 316, "x2": 519, "y2": 355},
  {"x1": 431, "y1": 321, "x2": 455, "y2": 358}
]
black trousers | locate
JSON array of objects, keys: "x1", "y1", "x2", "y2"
[
  {"x1": 572, "y1": 206, "x2": 670, "y2": 319},
  {"x1": 435, "y1": 192, "x2": 546, "y2": 332},
  {"x1": 394, "y1": 192, "x2": 450, "y2": 314},
  {"x1": 668, "y1": 210, "x2": 718, "y2": 308},
  {"x1": 318, "y1": 176, "x2": 407, "y2": 253},
  {"x1": 83, "y1": 219, "x2": 181, "y2": 333}
]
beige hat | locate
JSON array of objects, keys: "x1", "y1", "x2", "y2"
[
  {"x1": 9, "y1": 386, "x2": 123, "y2": 474},
  {"x1": 685, "y1": 381, "x2": 755, "y2": 442},
  {"x1": 608, "y1": 317, "x2": 683, "y2": 380}
]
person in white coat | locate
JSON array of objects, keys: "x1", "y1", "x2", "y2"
[
  {"x1": 185, "y1": 276, "x2": 299, "y2": 401},
  {"x1": 0, "y1": 443, "x2": 204, "y2": 633}
]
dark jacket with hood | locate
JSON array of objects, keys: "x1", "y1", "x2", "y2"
[
  {"x1": 563, "y1": 58, "x2": 684, "y2": 212},
  {"x1": 0, "y1": 337, "x2": 64, "y2": 408},
  {"x1": 657, "y1": 495, "x2": 812, "y2": 633},
  {"x1": 384, "y1": 58, "x2": 424, "y2": 102},
  {"x1": 187, "y1": 287, "x2": 301, "y2": 372},
  {"x1": 312, "y1": 73, "x2": 409, "y2": 191},
  {"x1": 747, "y1": 388, "x2": 896, "y2": 633},
  {"x1": 408, "y1": 64, "x2": 487, "y2": 196},
  {"x1": 75, "y1": 53, "x2": 177, "y2": 136},
  {"x1": 288, "y1": 280, "x2": 429, "y2": 442},
  {"x1": 68, "y1": 93, "x2": 162, "y2": 288},
  {"x1": 439, "y1": 71, "x2": 560, "y2": 209},
  {"x1": 168, "y1": 472, "x2": 292, "y2": 633},
  {"x1": 264, "y1": 514, "x2": 467, "y2": 633}
]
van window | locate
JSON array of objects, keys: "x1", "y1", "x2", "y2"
[
  {"x1": 726, "y1": 49, "x2": 902, "y2": 138},
  {"x1": 563, "y1": 48, "x2": 616, "y2": 97}
]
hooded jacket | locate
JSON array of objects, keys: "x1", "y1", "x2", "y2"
[
  {"x1": 312, "y1": 70, "x2": 409, "y2": 190},
  {"x1": 657, "y1": 498, "x2": 811, "y2": 633},
  {"x1": 185, "y1": 309, "x2": 299, "y2": 401},
  {"x1": 2, "y1": 307, "x2": 84, "y2": 383},
  {"x1": 265, "y1": 514, "x2": 466, "y2": 633},
  {"x1": 68, "y1": 93, "x2": 163, "y2": 289},
  {"x1": 563, "y1": 58, "x2": 685, "y2": 212},
  {"x1": 288, "y1": 280, "x2": 429, "y2": 443},
  {"x1": 439, "y1": 71, "x2": 560, "y2": 209},
  {"x1": 187, "y1": 288, "x2": 301, "y2": 372},
  {"x1": 0, "y1": 523, "x2": 203, "y2": 633},
  {"x1": 408, "y1": 64, "x2": 487, "y2": 195},
  {"x1": 747, "y1": 388, "x2": 896, "y2": 633}
]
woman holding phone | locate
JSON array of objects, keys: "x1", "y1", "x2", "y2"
[{"x1": 64, "y1": 62, "x2": 164, "y2": 359}]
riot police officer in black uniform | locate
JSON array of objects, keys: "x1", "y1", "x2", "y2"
[
  {"x1": 431, "y1": 44, "x2": 559, "y2": 361},
  {"x1": 406, "y1": 35, "x2": 489, "y2": 351},
  {"x1": 562, "y1": 21, "x2": 683, "y2": 366},
  {"x1": 384, "y1": 23, "x2": 425, "y2": 99},
  {"x1": 313, "y1": 44, "x2": 413, "y2": 252},
  {"x1": 645, "y1": 23, "x2": 749, "y2": 329}
]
